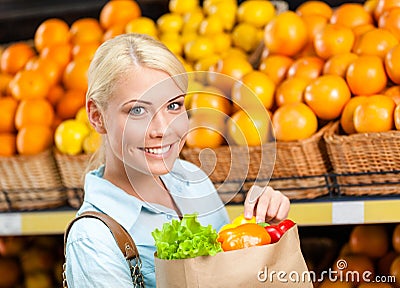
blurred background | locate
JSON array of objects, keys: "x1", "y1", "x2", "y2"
[{"x1": 0, "y1": 0, "x2": 365, "y2": 43}]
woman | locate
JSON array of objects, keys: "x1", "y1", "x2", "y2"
[{"x1": 65, "y1": 33, "x2": 290, "y2": 287}]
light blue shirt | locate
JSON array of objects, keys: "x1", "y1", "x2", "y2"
[{"x1": 65, "y1": 159, "x2": 230, "y2": 288}]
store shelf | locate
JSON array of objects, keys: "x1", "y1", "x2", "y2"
[{"x1": 0, "y1": 196, "x2": 399, "y2": 236}]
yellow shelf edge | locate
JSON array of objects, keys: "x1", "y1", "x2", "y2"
[
  {"x1": 0, "y1": 198, "x2": 399, "y2": 236},
  {"x1": 20, "y1": 210, "x2": 76, "y2": 235}
]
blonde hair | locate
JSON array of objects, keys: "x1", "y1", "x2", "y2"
[{"x1": 85, "y1": 33, "x2": 188, "y2": 173}]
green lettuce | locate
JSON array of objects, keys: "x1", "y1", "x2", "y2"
[{"x1": 152, "y1": 213, "x2": 223, "y2": 260}]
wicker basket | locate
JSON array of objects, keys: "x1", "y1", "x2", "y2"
[
  {"x1": 0, "y1": 149, "x2": 66, "y2": 211},
  {"x1": 324, "y1": 121, "x2": 400, "y2": 196},
  {"x1": 54, "y1": 150, "x2": 90, "y2": 208},
  {"x1": 181, "y1": 123, "x2": 333, "y2": 202}
]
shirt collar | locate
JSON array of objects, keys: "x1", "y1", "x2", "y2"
[{"x1": 83, "y1": 165, "x2": 146, "y2": 230}]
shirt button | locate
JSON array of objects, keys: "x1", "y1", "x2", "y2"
[{"x1": 166, "y1": 214, "x2": 172, "y2": 220}]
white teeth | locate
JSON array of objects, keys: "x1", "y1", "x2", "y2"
[{"x1": 144, "y1": 145, "x2": 171, "y2": 155}]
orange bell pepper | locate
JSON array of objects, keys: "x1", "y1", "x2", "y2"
[{"x1": 217, "y1": 223, "x2": 271, "y2": 251}]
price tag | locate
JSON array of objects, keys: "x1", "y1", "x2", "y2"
[
  {"x1": 0, "y1": 213, "x2": 22, "y2": 235},
  {"x1": 332, "y1": 201, "x2": 364, "y2": 224}
]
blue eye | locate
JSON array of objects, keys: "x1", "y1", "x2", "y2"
[
  {"x1": 168, "y1": 102, "x2": 183, "y2": 111},
  {"x1": 130, "y1": 106, "x2": 145, "y2": 116}
]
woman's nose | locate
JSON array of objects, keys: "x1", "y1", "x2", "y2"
[{"x1": 149, "y1": 111, "x2": 169, "y2": 138}]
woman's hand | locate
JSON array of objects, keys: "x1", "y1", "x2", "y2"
[{"x1": 243, "y1": 185, "x2": 290, "y2": 224}]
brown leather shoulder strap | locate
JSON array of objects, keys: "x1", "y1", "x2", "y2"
[{"x1": 64, "y1": 211, "x2": 139, "y2": 260}]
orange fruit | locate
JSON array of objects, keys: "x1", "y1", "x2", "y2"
[
  {"x1": 353, "y1": 28, "x2": 399, "y2": 58},
  {"x1": 354, "y1": 94, "x2": 396, "y2": 132},
  {"x1": 102, "y1": 24, "x2": 126, "y2": 42},
  {"x1": 314, "y1": 24, "x2": 355, "y2": 60},
  {"x1": 350, "y1": 225, "x2": 390, "y2": 259},
  {"x1": 0, "y1": 133, "x2": 16, "y2": 156},
  {"x1": 208, "y1": 57, "x2": 253, "y2": 95},
  {"x1": 296, "y1": 1, "x2": 333, "y2": 19},
  {"x1": 393, "y1": 224, "x2": 400, "y2": 252},
  {"x1": 258, "y1": 55, "x2": 294, "y2": 85},
  {"x1": 0, "y1": 96, "x2": 18, "y2": 133},
  {"x1": 70, "y1": 18, "x2": 103, "y2": 45},
  {"x1": 264, "y1": 11, "x2": 308, "y2": 57},
  {"x1": 365, "y1": 0, "x2": 379, "y2": 15},
  {"x1": 189, "y1": 86, "x2": 231, "y2": 116},
  {"x1": 127, "y1": 16, "x2": 159, "y2": 38},
  {"x1": 99, "y1": 0, "x2": 141, "y2": 30},
  {"x1": 24, "y1": 57, "x2": 63, "y2": 86},
  {"x1": 16, "y1": 125, "x2": 53, "y2": 155},
  {"x1": 374, "y1": 0, "x2": 400, "y2": 21},
  {"x1": 346, "y1": 55, "x2": 387, "y2": 96},
  {"x1": 0, "y1": 42, "x2": 36, "y2": 75},
  {"x1": 14, "y1": 99, "x2": 55, "y2": 130},
  {"x1": 304, "y1": 74, "x2": 351, "y2": 120},
  {"x1": 227, "y1": 108, "x2": 270, "y2": 146},
  {"x1": 62, "y1": 59, "x2": 91, "y2": 92},
  {"x1": 34, "y1": 18, "x2": 71, "y2": 53},
  {"x1": 301, "y1": 14, "x2": 328, "y2": 43},
  {"x1": 340, "y1": 95, "x2": 369, "y2": 134},
  {"x1": 286, "y1": 56, "x2": 324, "y2": 81},
  {"x1": 384, "y1": 85, "x2": 400, "y2": 104},
  {"x1": 9, "y1": 70, "x2": 50, "y2": 100},
  {"x1": 213, "y1": 57, "x2": 253, "y2": 80},
  {"x1": 394, "y1": 104, "x2": 400, "y2": 129},
  {"x1": 40, "y1": 43, "x2": 72, "y2": 70},
  {"x1": 0, "y1": 73, "x2": 13, "y2": 96},
  {"x1": 56, "y1": 89, "x2": 86, "y2": 120},
  {"x1": 378, "y1": 7, "x2": 400, "y2": 40},
  {"x1": 352, "y1": 23, "x2": 376, "y2": 53},
  {"x1": 378, "y1": 250, "x2": 399, "y2": 276},
  {"x1": 185, "y1": 112, "x2": 225, "y2": 148},
  {"x1": 46, "y1": 84, "x2": 65, "y2": 107},
  {"x1": 275, "y1": 77, "x2": 308, "y2": 107},
  {"x1": 385, "y1": 43, "x2": 400, "y2": 84},
  {"x1": 71, "y1": 42, "x2": 100, "y2": 61},
  {"x1": 333, "y1": 254, "x2": 375, "y2": 285},
  {"x1": 272, "y1": 103, "x2": 318, "y2": 141},
  {"x1": 295, "y1": 41, "x2": 318, "y2": 58},
  {"x1": 322, "y1": 52, "x2": 358, "y2": 77},
  {"x1": 330, "y1": 3, "x2": 374, "y2": 29},
  {"x1": 390, "y1": 255, "x2": 400, "y2": 286},
  {"x1": 231, "y1": 71, "x2": 275, "y2": 110}
]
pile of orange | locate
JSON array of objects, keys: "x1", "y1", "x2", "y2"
[
  {"x1": 3, "y1": 0, "x2": 400, "y2": 152},
  {"x1": 317, "y1": 223, "x2": 400, "y2": 288},
  {"x1": 0, "y1": 0, "x2": 141, "y2": 156},
  {"x1": 183, "y1": 0, "x2": 400, "y2": 149}
]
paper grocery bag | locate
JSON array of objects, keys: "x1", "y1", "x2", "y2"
[{"x1": 154, "y1": 225, "x2": 313, "y2": 288}]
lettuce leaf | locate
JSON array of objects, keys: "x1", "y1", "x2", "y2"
[{"x1": 152, "y1": 213, "x2": 222, "y2": 260}]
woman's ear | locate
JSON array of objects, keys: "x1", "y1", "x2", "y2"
[{"x1": 87, "y1": 99, "x2": 106, "y2": 134}]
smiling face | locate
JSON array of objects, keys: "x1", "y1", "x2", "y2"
[{"x1": 102, "y1": 66, "x2": 189, "y2": 176}]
